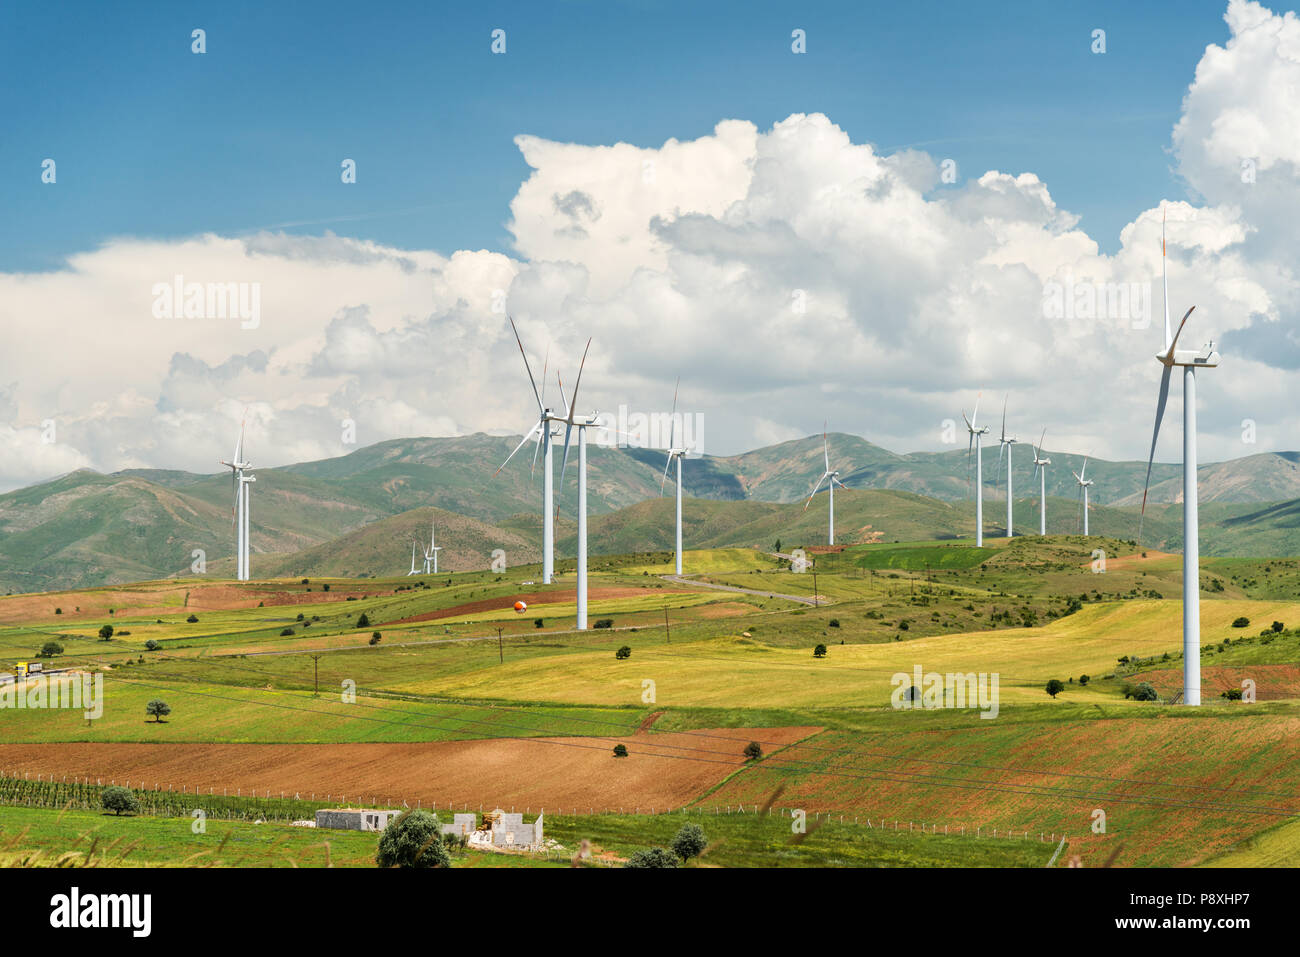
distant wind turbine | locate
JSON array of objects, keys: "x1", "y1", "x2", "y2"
[
  {"x1": 1137, "y1": 205, "x2": 1221, "y2": 707},
  {"x1": 660, "y1": 378, "x2": 688, "y2": 576},
  {"x1": 962, "y1": 395, "x2": 990, "y2": 547},
  {"x1": 804, "y1": 425, "x2": 847, "y2": 546},
  {"x1": 219, "y1": 416, "x2": 255, "y2": 581},
  {"x1": 1072, "y1": 456, "x2": 1094, "y2": 536},
  {"x1": 995, "y1": 395, "x2": 1017, "y2": 537},
  {"x1": 1031, "y1": 428, "x2": 1050, "y2": 536}
]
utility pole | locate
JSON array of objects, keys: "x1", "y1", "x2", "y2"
[
  {"x1": 310, "y1": 655, "x2": 321, "y2": 697},
  {"x1": 663, "y1": 607, "x2": 671, "y2": 644}
]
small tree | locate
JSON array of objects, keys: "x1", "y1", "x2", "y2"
[
  {"x1": 1130, "y1": 682, "x2": 1158, "y2": 702},
  {"x1": 534, "y1": 618, "x2": 544, "y2": 629},
  {"x1": 375, "y1": 810, "x2": 450, "y2": 868},
  {"x1": 613, "y1": 744, "x2": 629, "y2": 757},
  {"x1": 1272, "y1": 621, "x2": 1285, "y2": 633},
  {"x1": 828, "y1": 619, "x2": 840, "y2": 628},
  {"x1": 1078, "y1": 674, "x2": 1090, "y2": 686},
  {"x1": 186, "y1": 614, "x2": 199, "y2": 623},
  {"x1": 369, "y1": 632, "x2": 382, "y2": 645},
  {"x1": 615, "y1": 646, "x2": 631, "y2": 660},
  {"x1": 624, "y1": 847, "x2": 679, "y2": 868},
  {"x1": 670, "y1": 823, "x2": 707, "y2": 861},
  {"x1": 813, "y1": 643, "x2": 827, "y2": 658},
  {"x1": 102, "y1": 786, "x2": 139, "y2": 816},
  {"x1": 1232, "y1": 617, "x2": 1250, "y2": 628},
  {"x1": 280, "y1": 627, "x2": 295, "y2": 636},
  {"x1": 1045, "y1": 679, "x2": 1065, "y2": 698},
  {"x1": 743, "y1": 741, "x2": 762, "y2": 761},
  {"x1": 39, "y1": 641, "x2": 63, "y2": 658},
  {"x1": 145, "y1": 699, "x2": 171, "y2": 723},
  {"x1": 144, "y1": 639, "x2": 160, "y2": 651},
  {"x1": 357, "y1": 613, "x2": 370, "y2": 628},
  {"x1": 98, "y1": 624, "x2": 114, "y2": 641}
]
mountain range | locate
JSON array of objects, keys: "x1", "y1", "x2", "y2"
[{"x1": 2, "y1": 432, "x2": 1298, "y2": 593}]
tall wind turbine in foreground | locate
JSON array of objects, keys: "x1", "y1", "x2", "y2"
[
  {"x1": 1072, "y1": 456, "x2": 1094, "y2": 535},
  {"x1": 494, "y1": 316, "x2": 559, "y2": 584},
  {"x1": 556, "y1": 339, "x2": 594, "y2": 629},
  {"x1": 805, "y1": 426, "x2": 847, "y2": 546},
  {"x1": 1031, "y1": 428, "x2": 1050, "y2": 535},
  {"x1": 660, "y1": 378, "x2": 688, "y2": 576},
  {"x1": 1139, "y1": 206, "x2": 1220, "y2": 707},
  {"x1": 219, "y1": 418, "x2": 254, "y2": 581},
  {"x1": 995, "y1": 396, "x2": 1017, "y2": 537},
  {"x1": 962, "y1": 395, "x2": 990, "y2": 546}
]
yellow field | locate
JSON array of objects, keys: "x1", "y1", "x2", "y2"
[
  {"x1": 385, "y1": 599, "x2": 1300, "y2": 708},
  {"x1": 1201, "y1": 818, "x2": 1300, "y2": 867}
]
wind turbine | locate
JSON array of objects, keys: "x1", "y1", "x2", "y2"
[
  {"x1": 962, "y1": 395, "x2": 990, "y2": 546},
  {"x1": 1031, "y1": 428, "x2": 1050, "y2": 536},
  {"x1": 995, "y1": 396, "x2": 1017, "y2": 537},
  {"x1": 556, "y1": 339, "x2": 594, "y2": 630},
  {"x1": 660, "y1": 378, "x2": 688, "y2": 576},
  {"x1": 406, "y1": 541, "x2": 419, "y2": 576},
  {"x1": 219, "y1": 417, "x2": 254, "y2": 581},
  {"x1": 425, "y1": 520, "x2": 442, "y2": 575},
  {"x1": 804, "y1": 426, "x2": 847, "y2": 546},
  {"x1": 1072, "y1": 456, "x2": 1094, "y2": 535},
  {"x1": 1138, "y1": 205, "x2": 1220, "y2": 707},
  {"x1": 494, "y1": 316, "x2": 559, "y2": 584}
]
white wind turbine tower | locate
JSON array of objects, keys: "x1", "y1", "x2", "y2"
[
  {"x1": 1031, "y1": 428, "x2": 1050, "y2": 535},
  {"x1": 659, "y1": 378, "x2": 688, "y2": 576},
  {"x1": 494, "y1": 316, "x2": 559, "y2": 585},
  {"x1": 1139, "y1": 205, "x2": 1220, "y2": 707},
  {"x1": 1072, "y1": 456, "x2": 1094, "y2": 535},
  {"x1": 995, "y1": 396, "x2": 1017, "y2": 537},
  {"x1": 425, "y1": 520, "x2": 442, "y2": 575},
  {"x1": 406, "y1": 541, "x2": 419, "y2": 576},
  {"x1": 962, "y1": 395, "x2": 990, "y2": 546},
  {"x1": 219, "y1": 417, "x2": 255, "y2": 581},
  {"x1": 804, "y1": 426, "x2": 847, "y2": 546},
  {"x1": 555, "y1": 339, "x2": 595, "y2": 630}
]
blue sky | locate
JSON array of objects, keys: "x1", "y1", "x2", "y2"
[{"x1": 2, "y1": 0, "x2": 1232, "y2": 271}]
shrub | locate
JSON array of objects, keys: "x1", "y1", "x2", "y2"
[
  {"x1": 55, "y1": 608, "x2": 62, "y2": 615},
  {"x1": 534, "y1": 618, "x2": 544, "y2": 629},
  {"x1": 624, "y1": 847, "x2": 679, "y2": 868},
  {"x1": 296, "y1": 613, "x2": 305, "y2": 621},
  {"x1": 828, "y1": 619, "x2": 840, "y2": 628},
  {"x1": 1045, "y1": 679, "x2": 1065, "y2": 698},
  {"x1": 280, "y1": 628, "x2": 294, "y2": 636},
  {"x1": 144, "y1": 640, "x2": 160, "y2": 651},
  {"x1": 1272, "y1": 621, "x2": 1285, "y2": 633},
  {"x1": 594, "y1": 618, "x2": 614, "y2": 629},
  {"x1": 375, "y1": 811, "x2": 450, "y2": 868},
  {"x1": 615, "y1": 646, "x2": 631, "y2": 660},
  {"x1": 102, "y1": 786, "x2": 139, "y2": 816},
  {"x1": 145, "y1": 699, "x2": 171, "y2": 722},
  {"x1": 98, "y1": 624, "x2": 114, "y2": 640},
  {"x1": 322, "y1": 584, "x2": 330, "y2": 592},
  {"x1": 357, "y1": 613, "x2": 370, "y2": 628},
  {"x1": 743, "y1": 741, "x2": 762, "y2": 761},
  {"x1": 813, "y1": 644, "x2": 827, "y2": 658},
  {"x1": 613, "y1": 744, "x2": 629, "y2": 757},
  {"x1": 39, "y1": 641, "x2": 63, "y2": 658},
  {"x1": 1221, "y1": 687, "x2": 1243, "y2": 701},
  {"x1": 186, "y1": 614, "x2": 199, "y2": 623},
  {"x1": 1232, "y1": 617, "x2": 1250, "y2": 628},
  {"x1": 1078, "y1": 674, "x2": 1089, "y2": 686},
  {"x1": 1129, "y1": 682, "x2": 1158, "y2": 702},
  {"x1": 369, "y1": 632, "x2": 382, "y2": 645},
  {"x1": 670, "y1": 823, "x2": 708, "y2": 861}
]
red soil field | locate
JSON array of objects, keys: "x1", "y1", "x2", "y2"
[{"x1": 0, "y1": 727, "x2": 820, "y2": 813}]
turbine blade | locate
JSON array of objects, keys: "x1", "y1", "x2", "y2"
[
  {"x1": 1000, "y1": 395, "x2": 1007, "y2": 442},
  {"x1": 1138, "y1": 364, "x2": 1174, "y2": 543},
  {"x1": 1163, "y1": 306, "x2": 1196, "y2": 361},
  {"x1": 805, "y1": 472, "x2": 829, "y2": 508},
  {"x1": 493, "y1": 422, "x2": 541, "y2": 477},
  {"x1": 530, "y1": 423, "x2": 544, "y2": 476},
  {"x1": 565, "y1": 338, "x2": 592, "y2": 425},
  {"x1": 823, "y1": 422, "x2": 830, "y2": 472},
  {"x1": 559, "y1": 422, "x2": 574, "y2": 487},
  {"x1": 660, "y1": 451, "x2": 673, "y2": 495},
  {"x1": 508, "y1": 315, "x2": 544, "y2": 412},
  {"x1": 669, "y1": 376, "x2": 679, "y2": 449},
  {"x1": 972, "y1": 392, "x2": 981, "y2": 428},
  {"x1": 1162, "y1": 205, "x2": 1172, "y2": 352}
]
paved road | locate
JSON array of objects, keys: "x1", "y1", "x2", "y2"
[{"x1": 658, "y1": 574, "x2": 826, "y2": 607}]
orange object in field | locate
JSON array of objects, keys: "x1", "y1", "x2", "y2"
[{"x1": 513, "y1": 600, "x2": 527, "y2": 613}]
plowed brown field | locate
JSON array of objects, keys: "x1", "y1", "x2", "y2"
[{"x1": 0, "y1": 726, "x2": 819, "y2": 811}]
